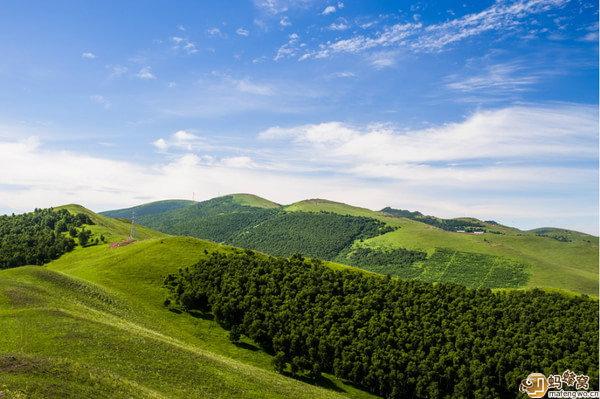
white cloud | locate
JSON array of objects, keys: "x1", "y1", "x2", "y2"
[
  {"x1": 177, "y1": 24, "x2": 186, "y2": 31},
  {"x1": 236, "y1": 79, "x2": 274, "y2": 95},
  {"x1": 274, "y1": 33, "x2": 300, "y2": 60},
  {"x1": 0, "y1": 104, "x2": 597, "y2": 234},
  {"x1": 106, "y1": 65, "x2": 128, "y2": 78},
  {"x1": 82, "y1": 52, "x2": 96, "y2": 59},
  {"x1": 445, "y1": 62, "x2": 540, "y2": 92},
  {"x1": 329, "y1": 22, "x2": 349, "y2": 30},
  {"x1": 236, "y1": 28, "x2": 250, "y2": 36},
  {"x1": 153, "y1": 138, "x2": 168, "y2": 151},
  {"x1": 153, "y1": 130, "x2": 202, "y2": 151},
  {"x1": 221, "y1": 156, "x2": 257, "y2": 168},
  {"x1": 578, "y1": 31, "x2": 599, "y2": 42},
  {"x1": 331, "y1": 71, "x2": 356, "y2": 78},
  {"x1": 337, "y1": 2, "x2": 344, "y2": 8},
  {"x1": 322, "y1": 6, "x2": 336, "y2": 15},
  {"x1": 135, "y1": 66, "x2": 155, "y2": 80},
  {"x1": 90, "y1": 95, "x2": 111, "y2": 109},
  {"x1": 207, "y1": 27, "x2": 223, "y2": 37},
  {"x1": 300, "y1": 0, "x2": 571, "y2": 60},
  {"x1": 253, "y1": 0, "x2": 314, "y2": 15},
  {"x1": 171, "y1": 36, "x2": 198, "y2": 54},
  {"x1": 368, "y1": 51, "x2": 399, "y2": 69},
  {"x1": 280, "y1": 16, "x2": 292, "y2": 26},
  {"x1": 258, "y1": 105, "x2": 598, "y2": 203}
]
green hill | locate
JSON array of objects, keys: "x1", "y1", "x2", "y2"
[
  {"x1": 0, "y1": 205, "x2": 597, "y2": 398},
  {"x1": 0, "y1": 206, "x2": 375, "y2": 399},
  {"x1": 102, "y1": 195, "x2": 599, "y2": 296},
  {"x1": 99, "y1": 199, "x2": 196, "y2": 219}
]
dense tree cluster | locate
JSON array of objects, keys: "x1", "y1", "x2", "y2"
[
  {"x1": 338, "y1": 247, "x2": 428, "y2": 276},
  {"x1": 381, "y1": 207, "x2": 486, "y2": 232},
  {"x1": 137, "y1": 195, "x2": 396, "y2": 261},
  {"x1": 165, "y1": 251, "x2": 598, "y2": 399},
  {"x1": 0, "y1": 208, "x2": 93, "y2": 269},
  {"x1": 166, "y1": 209, "x2": 278, "y2": 243},
  {"x1": 228, "y1": 211, "x2": 395, "y2": 260}
]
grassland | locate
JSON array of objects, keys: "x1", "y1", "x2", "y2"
[
  {"x1": 0, "y1": 207, "x2": 377, "y2": 398},
  {"x1": 282, "y1": 200, "x2": 598, "y2": 296}
]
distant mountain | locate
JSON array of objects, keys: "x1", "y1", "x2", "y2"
[{"x1": 101, "y1": 194, "x2": 599, "y2": 296}]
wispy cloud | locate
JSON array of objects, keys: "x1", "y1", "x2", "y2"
[
  {"x1": 259, "y1": 104, "x2": 598, "y2": 180},
  {"x1": 331, "y1": 71, "x2": 356, "y2": 78},
  {"x1": 295, "y1": 0, "x2": 570, "y2": 61},
  {"x1": 236, "y1": 28, "x2": 250, "y2": 36},
  {"x1": 135, "y1": 66, "x2": 155, "y2": 80},
  {"x1": 207, "y1": 27, "x2": 223, "y2": 37},
  {"x1": 329, "y1": 22, "x2": 349, "y2": 30},
  {"x1": 253, "y1": 0, "x2": 314, "y2": 15},
  {"x1": 445, "y1": 62, "x2": 540, "y2": 93},
  {"x1": 280, "y1": 16, "x2": 292, "y2": 26},
  {"x1": 322, "y1": 6, "x2": 336, "y2": 15},
  {"x1": 274, "y1": 33, "x2": 300, "y2": 61},
  {"x1": 235, "y1": 79, "x2": 274, "y2": 95},
  {"x1": 171, "y1": 36, "x2": 198, "y2": 54},
  {"x1": 106, "y1": 65, "x2": 128, "y2": 78},
  {"x1": 82, "y1": 52, "x2": 96, "y2": 59},
  {"x1": 90, "y1": 95, "x2": 111, "y2": 109}
]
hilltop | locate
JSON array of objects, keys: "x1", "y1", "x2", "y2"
[{"x1": 101, "y1": 194, "x2": 599, "y2": 296}]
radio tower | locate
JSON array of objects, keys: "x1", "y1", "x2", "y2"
[{"x1": 130, "y1": 211, "x2": 137, "y2": 240}]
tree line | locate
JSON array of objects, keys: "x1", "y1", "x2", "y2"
[
  {"x1": 0, "y1": 208, "x2": 93, "y2": 269},
  {"x1": 165, "y1": 251, "x2": 598, "y2": 399}
]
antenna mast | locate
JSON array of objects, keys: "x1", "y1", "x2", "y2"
[{"x1": 130, "y1": 211, "x2": 137, "y2": 240}]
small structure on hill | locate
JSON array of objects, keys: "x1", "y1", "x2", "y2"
[{"x1": 130, "y1": 211, "x2": 137, "y2": 240}]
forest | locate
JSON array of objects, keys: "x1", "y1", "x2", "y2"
[
  {"x1": 0, "y1": 208, "x2": 93, "y2": 269},
  {"x1": 165, "y1": 251, "x2": 598, "y2": 399},
  {"x1": 227, "y1": 211, "x2": 395, "y2": 260},
  {"x1": 137, "y1": 196, "x2": 396, "y2": 261}
]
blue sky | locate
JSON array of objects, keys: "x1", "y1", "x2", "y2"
[{"x1": 0, "y1": 0, "x2": 598, "y2": 234}]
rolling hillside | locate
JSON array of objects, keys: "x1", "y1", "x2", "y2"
[
  {"x1": 102, "y1": 194, "x2": 599, "y2": 296},
  {"x1": 0, "y1": 206, "x2": 376, "y2": 399},
  {"x1": 0, "y1": 205, "x2": 597, "y2": 398}
]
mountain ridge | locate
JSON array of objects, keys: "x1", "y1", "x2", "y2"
[{"x1": 100, "y1": 194, "x2": 599, "y2": 296}]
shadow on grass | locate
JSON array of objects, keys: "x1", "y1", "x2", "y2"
[
  {"x1": 278, "y1": 371, "x2": 347, "y2": 394},
  {"x1": 168, "y1": 308, "x2": 182, "y2": 314},
  {"x1": 233, "y1": 342, "x2": 260, "y2": 352},
  {"x1": 187, "y1": 309, "x2": 214, "y2": 321}
]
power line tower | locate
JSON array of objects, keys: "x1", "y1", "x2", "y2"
[{"x1": 130, "y1": 211, "x2": 137, "y2": 240}]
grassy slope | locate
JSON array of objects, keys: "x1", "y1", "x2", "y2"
[
  {"x1": 284, "y1": 201, "x2": 599, "y2": 296},
  {"x1": 57, "y1": 204, "x2": 168, "y2": 243},
  {"x1": 283, "y1": 199, "x2": 381, "y2": 218},
  {"x1": 0, "y1": 207, "x2": 376, "y2": 399},
  {"x1": 231, "y1": 193, "x2": 281, "y2": 208}
]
